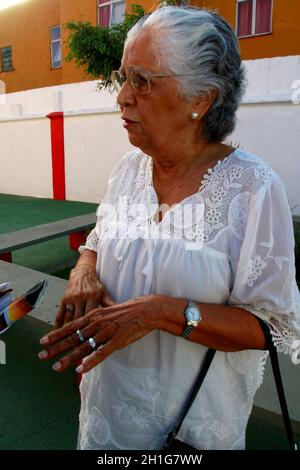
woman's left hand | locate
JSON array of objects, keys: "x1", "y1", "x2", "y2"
[{"x1": 38, "y1": 295, "x2": 167, "y2": 374}]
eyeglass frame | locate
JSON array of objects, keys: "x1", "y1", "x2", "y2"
[{"x1": 111, "y1": 66, "x2": 184, "y2": 96}]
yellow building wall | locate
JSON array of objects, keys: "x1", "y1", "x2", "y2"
[
  {"x1": 126, "y1": 0, "x2": 160, "y2": 13},
  {"x1": 193, "y1": 0, "x2": 300, "y2": 60},
  {"x1": 61, "y1": 0, "x2": 98, "y2": 85},
  {"x1": 0, "y1": 0, "x2": 98, "y2": 93},
  {"x1": 1, "y1": 0, "x2": 300, "y2": 93},
  {"x1": 0, "y1": 0, "x2": 61, "y2": 93}
]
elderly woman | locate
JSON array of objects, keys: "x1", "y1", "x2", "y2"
[{"x1": 38, "y1": 6, "x2": 300, "y2": 450}]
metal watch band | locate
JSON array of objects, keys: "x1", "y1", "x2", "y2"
[
  {"x1": 180, "y1": 300, "x2": 191, "y2": 339},
  {"x1": 181, "y1": 324, "x2": 194, "y2": 339}
]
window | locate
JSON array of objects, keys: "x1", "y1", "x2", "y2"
[
  {"x1": 237, "y1": 0, "x2": 273, "y2": 37},
  {"x1": 97, "y1": 0, "x2": 125, "y2": 28},
  {"x1": 50, "y1": 25, "x2": 61, "y2": 68},
  {"x1": 0, "y1": 46, "x2": 13, "y2": 72}
]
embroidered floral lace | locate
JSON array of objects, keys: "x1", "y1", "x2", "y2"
[
  {"x1": 81, "y1": 148, "x2": 300, "y2": 356},
  {"x1": 78, "y1": 148, "x2": 300, "y2": 450}
]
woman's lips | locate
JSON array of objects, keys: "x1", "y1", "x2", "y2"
[{"x1": 122, "y1": 117, "x2": 138, "y2": 129}]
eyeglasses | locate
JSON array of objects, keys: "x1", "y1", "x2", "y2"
[{"x1": 111, "y1": 66, "x2": 181, "y2": 96}]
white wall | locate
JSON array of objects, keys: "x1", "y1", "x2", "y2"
[
  {"x1": 0, "y1": 81, "x2": 133, "y2": 200},
  {"x1": 0, "y1": 118, "x2": 53, "y2": 198},
  {"x1": 0, "y1": 56, "x2": 299, "y2": 213},
  {"x1": 233, "y1": 103, "x2": 300, "y2": 213},
  {"x1": 64, "y1": 113, "x2": 132, "y2": 203},
  {"x1": 231, "y1": 55, "x2": 300, "y2": 215}
]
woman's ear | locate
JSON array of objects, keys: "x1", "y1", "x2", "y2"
[{"x1": 192, "y1": 89, "x2": 218, "y2": 119}]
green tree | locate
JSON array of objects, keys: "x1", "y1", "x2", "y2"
[{"x1": 64, "y1": 4, "x2": 146, "y2": 91}]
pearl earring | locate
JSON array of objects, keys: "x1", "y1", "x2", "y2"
[{"x1": 191, "y1": 112, "x2": 199, "y2": 120}]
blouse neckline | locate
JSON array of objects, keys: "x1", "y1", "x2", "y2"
[{"x1": 146, "y1": 148, "x2": 238, "y2": 217}]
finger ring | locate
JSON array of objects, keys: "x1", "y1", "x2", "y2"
[
  {"x1": 76, "y1": 329, "x2": 84, "y2": 343},
  {"x1": 88, "y1": 337, "x2": 97, "y2": 350},
  {"x1": 66, "y1": 303, "x2": 75, "y2": 312}
]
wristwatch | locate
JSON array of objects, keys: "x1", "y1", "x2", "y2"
[{"x1": 181, "y1": 300, "x2": 202, "y2": 339}]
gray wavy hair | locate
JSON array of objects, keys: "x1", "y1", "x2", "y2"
[{"x1": 125, "y1": 6, "x2": 246, "y2": 143}]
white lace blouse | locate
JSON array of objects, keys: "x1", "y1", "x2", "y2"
[{"x1": 77, "y1": 148, "x2": 300, "y2": 450}]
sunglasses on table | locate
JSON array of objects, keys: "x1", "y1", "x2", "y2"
[{"x1": 111, "y1": 66, "x2": 183, "y2": 96}]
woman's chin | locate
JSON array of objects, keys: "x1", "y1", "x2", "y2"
[{"x1": 127, "y1": 133, "x2": 145, "y2": 149}]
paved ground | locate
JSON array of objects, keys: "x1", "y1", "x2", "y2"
[
  {"x1": 0, "y1": 194, "x2": 95, "y2": 450},
  {"x1": 247, "y1": 410, "x2": 299, "y2": 450},
  {"x1": 0, "y1": 193, "x2": 299, "y2": 450},
  {"x1": 0, "y1": 316, "x2": 80, "y2": 450}
]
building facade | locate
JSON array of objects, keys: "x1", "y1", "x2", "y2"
[
  {"x1": 0, "y1": 0, "x2": 300, "y2": 93},
  {"x1": 194, "y1": 0, "x2": 300, "y2": 60}
]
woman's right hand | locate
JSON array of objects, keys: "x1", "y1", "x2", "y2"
[{"x1": 55, "y1": 264, "x2": 115, "y2": 328}]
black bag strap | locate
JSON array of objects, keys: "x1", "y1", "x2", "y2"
[
  {"x1": 164, "y1": 348, "x2": 216, "y2": 448},
  {"x1": 257, "y1": 318, "x2": 298, "y2": 450},
  {"x1": 164, "y1": 321, "x2": 298, "y2": 450}
]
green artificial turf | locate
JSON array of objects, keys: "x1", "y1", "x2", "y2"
[{"x1": 0, "y1": 194, "x2": 98, "y2": 277}]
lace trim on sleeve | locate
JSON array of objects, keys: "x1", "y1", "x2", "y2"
[
  {"x1": 78, "y1": 228, "x2": 99, "y2": 254},
  {"x1": 227, "y1": 349, "x2": 269, "y2": 400},
  {"x1": 232, "y1": 282, "x2": 300, "y2": 357}
]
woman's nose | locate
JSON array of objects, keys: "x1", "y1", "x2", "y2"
[{"x1": 117, "y1": 80, "x2": 136, "y2": 109}]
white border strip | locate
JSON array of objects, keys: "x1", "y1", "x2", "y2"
[
  {"x1": 242, "y1": 94, "x2": 293, "y2": 105},
  {"x1": 0, "y1": 96, "x2": 298, "y2": 122},
  {"x1": 0, "y1": 106, "x2": 120, "y2": 122}
]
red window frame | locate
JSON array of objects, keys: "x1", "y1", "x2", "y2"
[
  {"x1": 236, "y1": 0, "x2": 273, "y2": 38},
  {"x1": 97, "y1": 0, "x2": 125, "y2": 28}
]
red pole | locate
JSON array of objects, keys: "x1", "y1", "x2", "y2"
[
  {"x1": 0, "y1": 252, "x2": 12, "y2": 263},
  {"x1": 47, "y1": 112, "x2": 66, "y2": 200}
]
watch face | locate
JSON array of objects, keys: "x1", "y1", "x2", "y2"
[{"x1": 186, "y1": 306, "x2": 200, "y2": 322}]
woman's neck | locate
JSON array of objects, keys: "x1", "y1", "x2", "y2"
[{"x1": 151, "y1": 142, "x2": 233, "y2": 181}]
